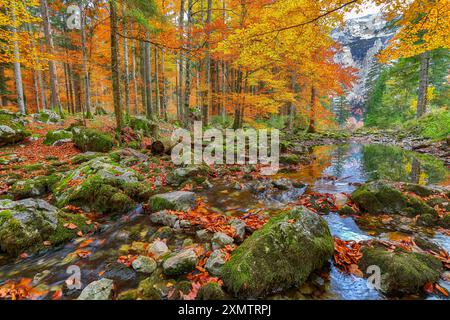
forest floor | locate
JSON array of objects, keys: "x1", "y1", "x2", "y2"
[{"x1": 0, "y1": 113, "x2": 449, "y2": 300}]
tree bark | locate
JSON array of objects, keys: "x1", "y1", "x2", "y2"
[
  {"x1": 144, "y1": 39, "x2": 153, "y2": 119},
  {"x1": 417, "y1": 51, "x2": 430, "y2": 118},
  {"x1": 178, "y1": 0, "x2": 185, "y2": 122},
  {"x1": 80, "y1": 5, "x2": 91, "y2": 117},
  {"x1": 122, "y1": 3, "x2": 130, "y2": 115},
  {"x1": 40, "y1": 0, "x2": 61, "y2": 113},
  {"x1": 155, "y1": 47, "x2": 161, "y2": 117},
  {"x1": 131, "y1": 24, "x2": 139, "y2": 115},
  {"x1": 307, "y1": 86, "x2": 317, "y2": 133},
  {"x1": 110, "y1": 0, "x2": 122, "y2": 132},
  {"x1": 11, "y1": 8, "x2": 26, "y2": 114},
  {"x1": 161, "y1": 49, "x2": 168, "y2": 120}
]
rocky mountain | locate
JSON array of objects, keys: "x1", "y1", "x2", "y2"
[{"x1": 332, "y1": 14, "x2": 396, "y2": 118}]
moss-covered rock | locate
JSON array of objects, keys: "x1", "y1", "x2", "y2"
[
  {"x1": 126, "y1": 116, "x2": 158, "y2": 137},
  {"x1": 43, "y1": 130, "x2": 73, "y2": 146},
  {"x1": 0, "y1": 111, "x2": 30, "y2": 146},
  {"x1": 53, "y1": 157, "x2": 150, "y2": 214},
  {"x1": 359, "y1": 246, "x2": 442, "y2": 296},
  {"x1": 221, "y1": 206, "x2": 334, "y2": 298},
  {"x1": 72, "y1": 127, "x2": 114, "y2": 152},
  {"x1": 9, "y1": 176, "x2": 57, "y2": 199},
  {"x1": 148, "y1": 191, "x2": 196, "y2": 212},
  {"x1": 352, "y1": 181, "x2": 437, "y2": 218},
  {"x1": 162, "y1": 249, "x2": 197, "y2": 276},
  {"x1": 166, "y1": 166, "x2": 211, "y2": 187},
  {"x1": 32, "y1": 111, "x2": 62, "y2": 124},
  {"x1": 137, "y1": 269, "x2": 175, "y2": 300},
  {"x1": 71, "y1": 152, "x2": 102, "y2": 165},
  {"x1": 196, "y1": 282, "x2": 226, "y2": 300},
  {"x1": 0, "y1": 198, "x2": 93, "y2": 256}
]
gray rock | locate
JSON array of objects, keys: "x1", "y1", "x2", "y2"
[
  {"x1": 150, "y1": 210, "x2": 179, "y2": 227},
  {"x1": 230, "y1": 219, "x2": 246, "y2": 242},
  {"x1": 148, "y1": 191, "x2": 196, "y2": 212},
  {"x1": 0, "y1": 198, "x2": 59, "y2": 255},
  {"x1": 196, "y1": 229, "x2": 213, "y2": 242},
  {"x1": 77, "y1": 278, "x2": 114, "y2": 300},
  {"x1": 211, "y1": 232, "x2": 234, "y2": 250},
  {"x1": 147, "y1": 240, "x2": 170, "y2": 259},
  {"x1": 132, "y1": 256, "x2": 157, "y2": 274},
  {"x1": 162, "y1": 249, "x2": 197, "y2": 276},
  {"x1": 205, "y1": 250, "x2": 227, "y2": 276},
  {"x1": 272, "y1": 179, "x2": 293, "y2": 190}
]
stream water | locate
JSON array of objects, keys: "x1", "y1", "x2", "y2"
[{"x1": 0, "y1": 143, "x2": 449, "y2": 300}]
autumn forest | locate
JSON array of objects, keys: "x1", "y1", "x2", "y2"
[{"x1": 0, "y1": 0, "x2": 449, "y2": 302}]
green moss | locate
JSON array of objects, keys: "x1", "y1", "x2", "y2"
[
  {"x1": 169, "y1": 281, "x2": 193, "y2": 300},
  {"x1": 117, "y1": 289, "x2": 139, "y2": 300},
  {"x1": 338, "y1": 205, "x2": 356, "y2": 215},
  {"x1": 71, "y1": 153, "x2": 102, "y2": 165},
  {"x1": 403, "y1": 184, "x2": 434, "y2": 197},
  {"x1": 196, "y1": 282, "x2": 225, "y2": 300},
  {"x1": 148, "y1": 196, "x2": 176, "y2": 212},
  {"x1": 352, "y1": 181, "x2": 437, "y2": 217},
  {"x1": 48, "y1": 212, "x2": 94, "y2": 245},
  {"x1": 221, "y1": 207, "x2": 333, "y2": 298},
  {"x1": 126, "y1": 116, "x2": 158, "y2": 137},
  {"x1": 43, "y1": 130, "x2": 72, "y2": 146},
  {"x1": 359, "y1": 246, "x2": 442, "y2": 296},
  {"x1": 439, "y1": 214, "x2": 450, "y2": 228},
  {"x1": 72, "y1": 127, "x2": 114, "y2": 152}
]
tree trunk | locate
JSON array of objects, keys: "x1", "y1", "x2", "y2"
[
  {"x1": 161, "y1": 49, "x2": 168, "y2": 120},
  {"x1": 202, "y1": 0, "x2": 213, "y2": 126},
  {"x1": 307, "y1": 86, "x2": 316, "y2": 133},
  {"x1": 0, "y1": 65, "x2": 8, "y2": 106},
  {"x1": 11, "y1": 8, "x2": 26, "y2": 114},
  {"x1": 40, "y1": 0, "x2": 61, "y2": 113},
  {"x1": 110, "y1": 0, "x2": 122, "y2": 132},
  {"x1": 80, "y1": 6, "x2": 91, "y2": 117},
  {"x1": 131, "y1": 25, "x2": 139, "y2": 115},
  {"x1": 122, "y1": 3, "x2": 130, "y2": 115},
  {"x1": 178, "y1": 0, "x2": 185, "y2": 123},
  {"x1": 155, "y1": 47, "x2": 161, "y2": 117},
  {"x1": 288, "y1": 74, "x2": 296, "y2": 130},
  {"x1": 144, "y1": 39, "x2": 153, "y2": 119},
  {"x1": 417, "y1": 51, "x2": 430, "y2": 118},
  {"x1": 140, "y1": 41, "x2": 147, "y2": 114},
  {"x1": 184, "y1": 0, "x2": 193, "y2": 126}
]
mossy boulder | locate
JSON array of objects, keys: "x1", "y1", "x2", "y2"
[
  {"x1": 71, "y1": 152, "x2": 102, "y2": 165},
  {"x1": 197, "y1": 282, "x2": 226, "y2": 300},
  {"x1": 126, "y1": 116, "x2": 158, "y2": 137},
  {"x1": 0, "y1": 198, "x2": 93, "y2": 256},
  {"x1": 53, "y1": 157, "x2": 150, "y2": 214},
  {"x1": 137, "y1": 269, "x2": 175, "y2": 300},
  {"x1": 32, "y1": 111, "x2": 62, "y2": 124},
  {"x1": 359, "y1": 247, "x2": 442, "y2": 296},
  {"x1": 221, "y1": 206, "x2": 334, "y2": 298},
  {"x1": 9, "y1": 175, "x2": 59, "y2": 199},
  {"x1": 43, "y1": 130, "x2": 73, "y2": 146},
  {"x1": 0, "y1": 111, "x2": 30, "y2": 146},
  {"x1": 72, "y1": 127, "x2": 114, "y2": 152},
  {"x1": 162, "y1": 249, "x2": 197, "y2": 276},
  {"x1": 166, "y1": 166, "x2": 211, "y2": 187},
  {"x1": 352, "y1": 181, "x2": 437, "y2": 218},
  {"x1": 148, "y1": 191, "x2": 196, "y2": 212}
]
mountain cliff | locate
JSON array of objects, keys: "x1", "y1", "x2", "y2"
[{"x1": 332, "y1": 14, "x2": 395, "y2": 118}]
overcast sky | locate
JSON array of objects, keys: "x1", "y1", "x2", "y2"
[{"x1": 344, "y1": 2, "x2": 381, "y2": 20}]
